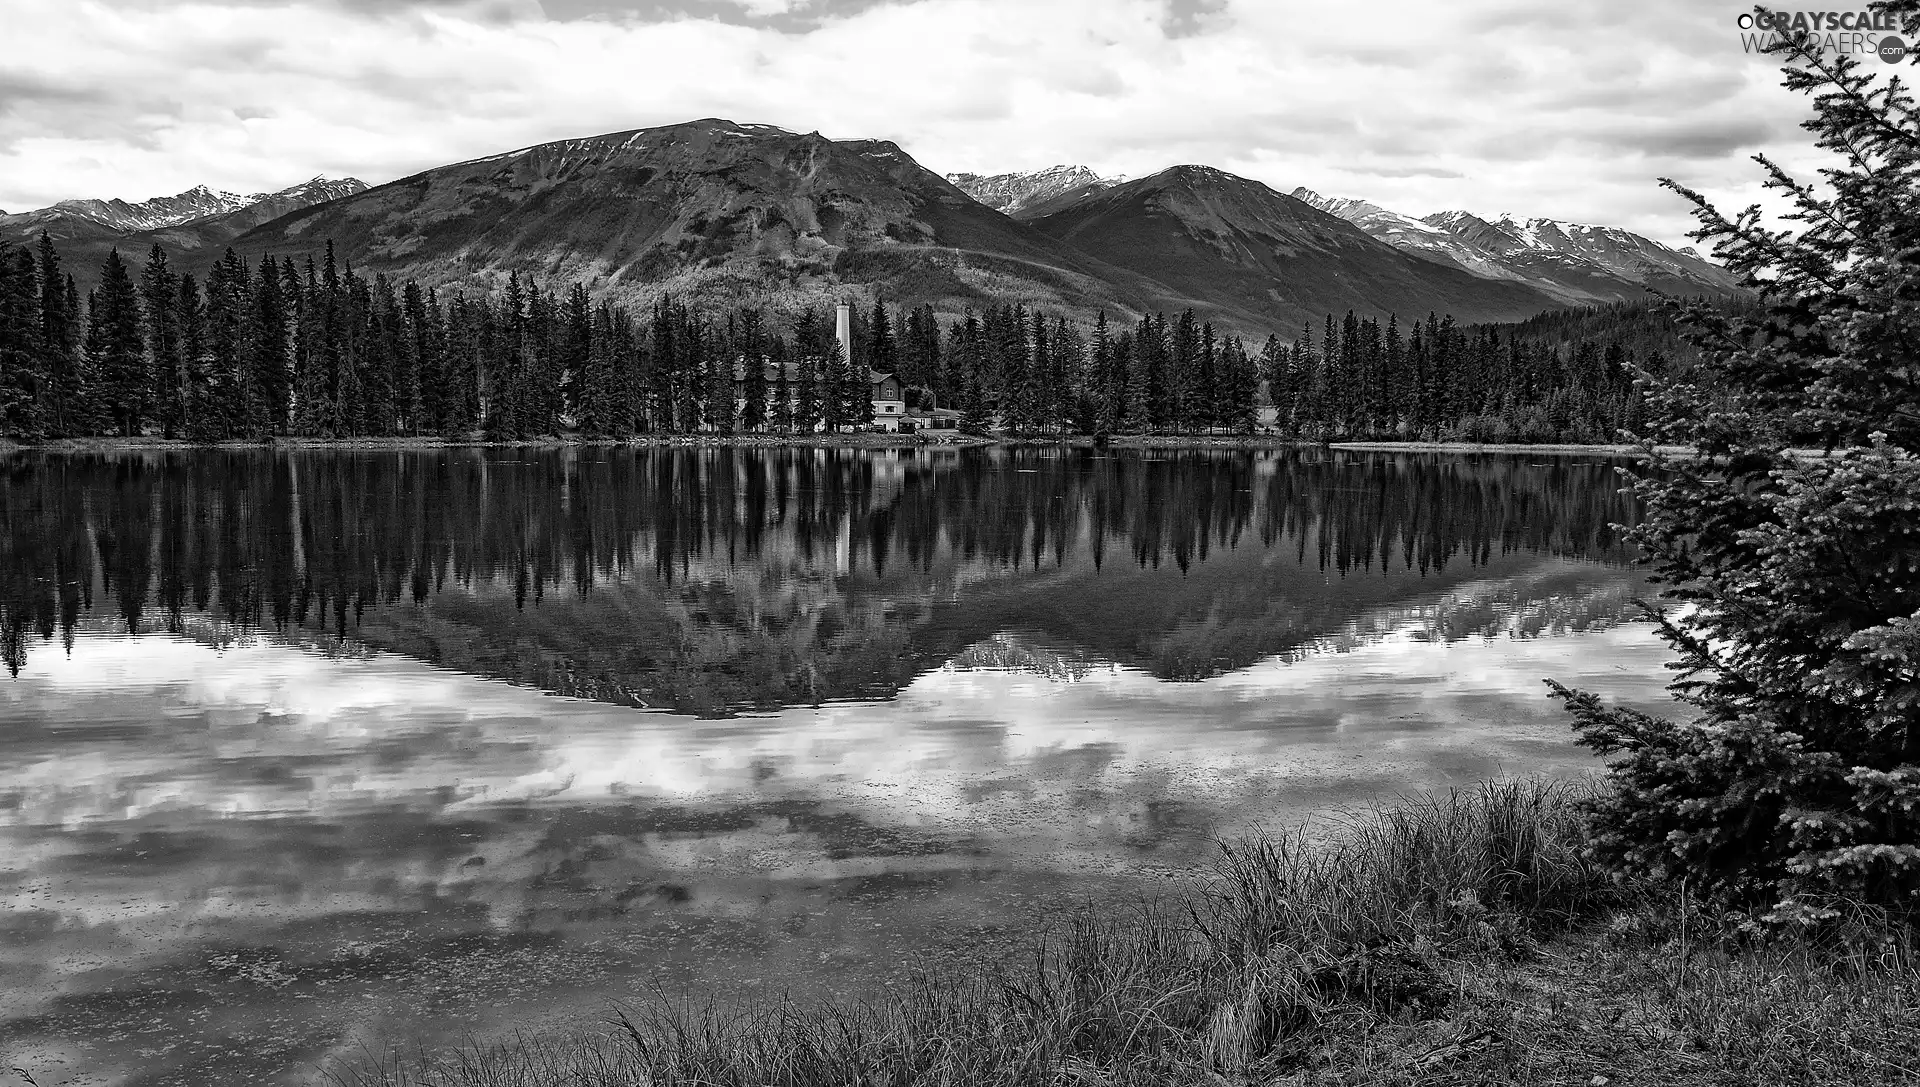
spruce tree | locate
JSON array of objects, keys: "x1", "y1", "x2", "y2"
[
  {"x1": 740, "y1": 309, "x2": 769, "y2": 433},
  {"x1": 292, "y1": 257, "x2": 329, "y2": 436},
  {"x1": 1090, "y1": 311, "x2": 1118, "y2": 435},
  {"x1": 1553, "y1": 6, "x2": 1920, "y2": 917},
  {"x1": 36, "y1": 234, "x2": 82, "y2": 436},
  {"x1": 562, "y1": 283, "x2": 592, "y2": 429},
  {"x1": 141, "y1": 246, "x2": 182, "y2": 439},
  {"x1": 252, "y1": 256, "x2": 291, "y2": 436},
  {"x1": 0, "y1": 245, "x2": 44, "y2": 437},
  {"x1": 867, "y1": 298, "x2": 895, "y2": 376},
  {"x1": 87, "y1": 249, "x2": 147, "y2": 437},
  {"x1": 201, "y1": 249, "x2": 250, "y2": 439},
  {"x1": 175, "y1": 273, "x2": 209, "y2": 440}
]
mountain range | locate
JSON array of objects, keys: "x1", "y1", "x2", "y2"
[
  {"x1": 944, "y1": 164, "x2": 1121, "y2": 216},
  {"x1": 4, "y1": 120, "x2": 1741, "y2": 334},
  {"x1": 1288, "y1": 189, "x2": 1742, "y2": 306},
  {"x1": 0, "y1": 177, "x2": 367, "y2": 276}
]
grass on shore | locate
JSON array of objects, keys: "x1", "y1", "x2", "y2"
[{"x1": 334, "y1": 781, "x2": 1920, "y2": 1087}]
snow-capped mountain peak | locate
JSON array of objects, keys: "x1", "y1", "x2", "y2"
[
  {"x1": 14, "y1": 177, "x2": 369, "y2": 234},
  {"x1": 945, "y1": 164, "x2": 1121, "y2": 215},
  {"x1": 49, "y1": 185, "x2": 258, "y2": 232},
  {"x1": 1295, "y1": 195, "x2": 1743, "y2": 305}
]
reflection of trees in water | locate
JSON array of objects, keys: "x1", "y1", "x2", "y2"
[{"x1": 0, "y1": 449, "x2": 1638, "y2": 700}]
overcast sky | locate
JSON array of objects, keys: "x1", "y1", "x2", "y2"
[{"x1": 0, "y1": 0, "x2": 1836, "y2": 247}]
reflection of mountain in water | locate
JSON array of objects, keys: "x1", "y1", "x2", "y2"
[{"x1": 0, "y1": 448, "x2": 1639, "y2": 714}]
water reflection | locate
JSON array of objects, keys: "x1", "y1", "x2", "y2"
[
  {"x1": 0, "y1": 448, "x2": 1668, "y2": 1087},
  {"x1": 2, "y1": 447, "x2": 1638, "y2": 711}
]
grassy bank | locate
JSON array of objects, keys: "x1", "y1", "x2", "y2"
[{"x1": 333, "y1": 781, "x2": 1919, "y2": 1087}]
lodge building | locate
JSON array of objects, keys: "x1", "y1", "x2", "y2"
[{"x1": 723, "y1": 303, "x2": 958, "y2": 433}]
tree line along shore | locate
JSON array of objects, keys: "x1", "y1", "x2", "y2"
[{"x1": 1, "y1": 228, "x2": 1710, "y2": 446}]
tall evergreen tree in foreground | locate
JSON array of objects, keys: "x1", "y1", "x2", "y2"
[{"x1": 1554, "y1": 3, "x2": 1920, "y2": 919}]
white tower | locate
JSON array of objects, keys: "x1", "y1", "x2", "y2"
[{"x1": 834, "y1": 302, "x2": 852, "y2": 367}]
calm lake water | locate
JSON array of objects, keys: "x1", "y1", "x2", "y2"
[{"x1": 0, "y1": 447, "x2": 1675, "y2": 1087}]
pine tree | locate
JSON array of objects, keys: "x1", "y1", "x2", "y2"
[
  {"x1": 292, "y1": 258, "x2": 330, "y2": 436},
  {"x1": 1090, "y1": 311, "x2": 1118, "y2": 435},
  {"x1": 739, "y1": 308, "x2": 768, "y2": 433},
  {"x1": 1052, "y1": 316, "x2": 1087, "y2": 434},
  {"x1": 175, "y1": 273, "x2": 209, "y2": 440},
  {"x1": 439, "y1": 292, "x2": 480, "y2": 437},
  {"x1": 1222, "y1": 336, "x2": 1258, "y2": 433},
  {"x1": 404, "y1": 282, "x2": 441, "y2": 435},
  {"x1": 139, "y1": 247, "x2": 182, "y2": 439},
  {"x1": 86, "y1": 249, "x2": 147, "y2": 437},
  {"x1": 1127, "y1": 320, "x2": 1155, "y2": 432},
  {"x1": 0, "y1": 245, "x2": 44, "y2": 437},
  {"x1": 36, "y1": 234, "x2": 83, "y2": 436},
  {"x1": 251, "y1": 256, "x2": 291, "y2": 436},
  {"x1": 704, "y1": 323, "x2": 734, "y2": 434},
  {"x1": 201, "y1": 249, "x2": 250, "y2": 439},
  {"x1": 867, "y1": 298, "x2": 896, "y2": 376},
  {"x1": 560, "y1": 283, "x2": 591, "y2": 430}
]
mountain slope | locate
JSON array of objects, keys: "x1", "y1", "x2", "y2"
[
  {"x1": 223, "y1": 120, "x2": 1168, "y2": 324},
  {"x1": 1024, "y1": 166, "x2": 1564, "y2": 332},
  {"x1": 945, "y1": 165, "x2": 1121, "y2": 217}
]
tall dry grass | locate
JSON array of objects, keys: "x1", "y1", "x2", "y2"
[{"x1": 331, "y1": 780, "x2": 1918, "y2": 1087}]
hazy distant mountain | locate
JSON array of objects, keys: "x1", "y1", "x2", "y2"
[
  {"x1": 1288, "y1": 189, "x2": 1534, "y2": 283},
  {"x1": 1, "y1": 178, "x2": 367, "y2": 240},
  {"x1": 222, "y1": 119, "x2": 1178, "y2": 325},
  {"x1": 945, "y1": 165, "x2": 1122, "y2": 217},
  {"x1": 1290, "y1": 188, "x2": 1742, "y2": 305},
  {"x1": 1023, "y1": 166, "x2": 1563, "y2": 331},
  {"x1": 28, "y1": 185, "x2": 259, "y2": 233},
  {"x1": 0, "y1": 177, "x2": 369, "y2": 288},
  {"x1": 1421, "y1": 209, "x2": 1743, "y2": 298}
]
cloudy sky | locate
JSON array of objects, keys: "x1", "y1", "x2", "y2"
[{"x1": 0, "y1": 0, "x2": 1836, "y2": 246}]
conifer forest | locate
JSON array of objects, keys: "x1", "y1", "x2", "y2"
[{"x1": 0, "y1": 236, "x2": 1701, "y2": 443}]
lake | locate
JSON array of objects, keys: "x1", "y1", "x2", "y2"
[{"x1": 0, "y1": 446, "x2": 1675, "y2": 1087}]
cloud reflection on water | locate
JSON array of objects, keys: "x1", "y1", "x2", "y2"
[{"x1": 0, "y1": 449, "x2": 1676, "y2": 1086}]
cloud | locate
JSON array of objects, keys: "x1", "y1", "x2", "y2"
[{"x1": 0, "y1": 0, "x2": 1833, "y2": 248}]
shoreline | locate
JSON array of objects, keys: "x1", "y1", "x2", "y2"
[
  {"x1": 0, "y1": 434, "x2": 1667, "y2": 455},
  {"x1": 1327, "y1": 440, "x2": 1676, "y2": 455}
]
